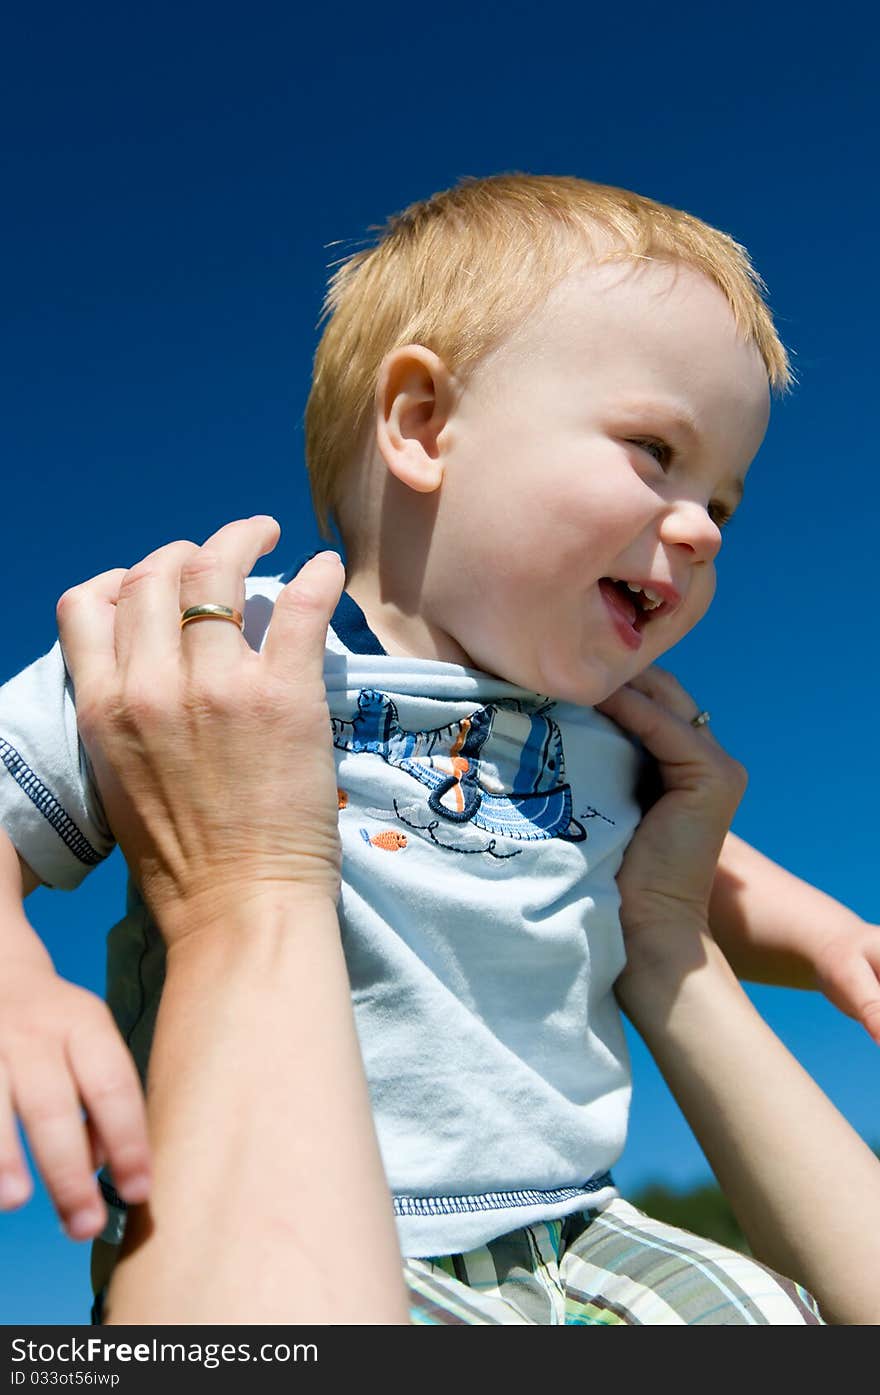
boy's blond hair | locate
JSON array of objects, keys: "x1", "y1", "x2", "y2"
[{"x1": 305, "y1": 173, "x2": 791, "y2": 538}]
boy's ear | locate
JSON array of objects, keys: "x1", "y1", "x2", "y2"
[{"x1": 374, "y1": 346, "x2": 455, "y2": 494}]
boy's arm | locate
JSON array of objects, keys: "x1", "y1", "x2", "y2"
[
  {"x1": 0, "y1": 827, "x2": 151, "y2": 1237},
  {"x1": 0, "y1": 641, "x2": 151, "y2": 1234},
  {"x1": 17, "y1": 851, "x2": 40, "y2": 897},
  {"x1": 710, "y1": 832, "x2": 880, "y2": 1042}
]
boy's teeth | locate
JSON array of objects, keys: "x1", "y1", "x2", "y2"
[{"x1": 623, "y1": 581, "x2": 663, "y2": 611}]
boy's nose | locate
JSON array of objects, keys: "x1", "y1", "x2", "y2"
[{"x1": 658, "y1": 499, "x2": 722, "y2": 563}]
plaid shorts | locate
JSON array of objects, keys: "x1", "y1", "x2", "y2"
[
  {"x1": 404, "y1": 1198, "x2": 825, "y2": 1325},
  {"x1": 91, "y1": 1196, "x2": 825, "y2": 1326}
]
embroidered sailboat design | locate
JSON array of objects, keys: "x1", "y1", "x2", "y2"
[{"x1": 332, "y1": 689, "x2": 585, "y2": 843}]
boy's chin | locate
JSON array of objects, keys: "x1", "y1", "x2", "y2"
[
  {"x1": 533, "y1": 665, "x2": 632, "y2": 709},
  {"x1": 502, "y1": 648, "x2": 655, "y2": 708},
  {"x1": 550, "y1": 657, "x2": 662, "y2": 709}
]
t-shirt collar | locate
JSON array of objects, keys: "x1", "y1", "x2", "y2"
[{"x1": 282, "y1": 551, "x2": 387, "y2": 657}]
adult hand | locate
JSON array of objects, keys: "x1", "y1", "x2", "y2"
[
  {"x1": 600, "y1": 669, "x2": 880, "y2": 1327},
  {"x1": 54, "y1": 519, "x2": 408, "y2": 1322},
  {"x1": 596, "y1": 665, "x2": 747, "y2": 964},
  {"x1": 56, "y1": 517, "x2": 345, "y2": 945}
]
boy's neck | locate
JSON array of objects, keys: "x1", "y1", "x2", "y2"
[{"x1": 343, "y1": 566, "x2": 477, "y2": 668}]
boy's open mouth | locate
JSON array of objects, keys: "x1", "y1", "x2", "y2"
[{"x1": 598, "y1": 577, "x2": 668, "y2": 633}]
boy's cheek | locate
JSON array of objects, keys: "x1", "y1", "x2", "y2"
[
  {"x1": 645, "y1": 603, "x2": 710, "y2": 669},
  {"x1": 674, "y1": 575, "x2": 716, "y2": 643}
]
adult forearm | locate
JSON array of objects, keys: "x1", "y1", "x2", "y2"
[
  {"x1": 105, "y1": 892, "x2": 409, "y2": 1325},
  {"x1": 618, "y1": 929, "x2": 880, "y2": 1325}
]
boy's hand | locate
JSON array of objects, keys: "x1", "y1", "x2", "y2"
[
  {"x1": 813, "y1": 927, "x2": 880, "y2": 1045},
  {"x1": 0, "y1": 951, "x2": 150, "y2": 1239}
]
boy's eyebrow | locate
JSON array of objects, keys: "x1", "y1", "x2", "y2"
[{"x1": 615, "y1": 398, "x2": 701, "y2": 444}]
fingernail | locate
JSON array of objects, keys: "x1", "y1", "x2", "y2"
[
  {"x1": 118, "y1": 1172, "x2": 151, "y2": 1204},
  {"x1": 313, "y1": 551, "x2": 342, "y2": 566},
  {"x1": 0, "y1": 1173, "x2": 31, "y2": 1209},
  {"x1": 64, "y1": 1205, "x2": 105, "y2": 1240}
]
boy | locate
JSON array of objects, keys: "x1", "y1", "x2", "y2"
[{"x1": 0, "y1": 174, "x2": 877, "y2": 1323}]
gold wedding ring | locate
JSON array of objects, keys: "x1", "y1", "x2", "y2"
[{"x1": 180, "y1": 604, "x2": 244, "y2": 630}]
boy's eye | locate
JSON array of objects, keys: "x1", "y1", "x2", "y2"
[
  {"x1": 630, "y1": 438, "x2": 672, "y2": 468},
  {"x1": 629, "y1": 438, "x2": 735, "y2": 529}
]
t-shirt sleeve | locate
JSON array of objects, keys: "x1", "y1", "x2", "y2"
[
  {"x1": 0, "y1": 643, "x2": 114, "y2": 890},
  {"x1": 0, "y1": 577, "x2": 286, "y2": 893}
]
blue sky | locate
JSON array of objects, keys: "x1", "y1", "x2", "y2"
[{"x1": 2, "y1": 1, "x2": 878, "y2": 1324}]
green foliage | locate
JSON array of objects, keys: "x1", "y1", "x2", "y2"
[
  {"x1": 630, "y1": 1180, "x2": 750, "y2": 1254},
  {"x1": 631, "y1": 1147, "x2": 880, "y2": 1255}
]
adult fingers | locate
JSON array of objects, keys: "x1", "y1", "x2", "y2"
[
  {"x1": 114, "y1": 540, "x2": 201, "y2": 676},
  {"x1": 110, "y1": 517, "x2": 280, "y2": 678},
  {"x1": 596, "y1": 682, "x2": 745, "y2": 796},
  {"x1": 198, "y1": 513, "x2": 282, "y2": 564},
  {"x1": 178, "y1": 516, "x2": 282, "y2": 667},
  {"x1": 262, "y1": 551, "x2": 345, "y2": 685},
  {"x1": 626, "y1": 665, "x2": 717, "y2": 731},
  {"x1": 56, "y1": 569, "x2": 128, "y2": 700}
]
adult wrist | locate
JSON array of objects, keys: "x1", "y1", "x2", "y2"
[
  {"x1": 158, "y1": 881, "x2": 341, "y2": 959},
  {"x1": 617, "y1": 903, "x2": 714, "y2": 975},
  {"x1": 615, "y1": 913, "x2": 739, "y2": 1024}
]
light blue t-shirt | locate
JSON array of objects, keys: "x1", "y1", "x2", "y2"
[{"x1": 0, "y1": 573, "x2": 644, "y2": 1256}]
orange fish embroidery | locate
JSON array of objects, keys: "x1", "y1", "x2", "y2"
[
  {"x1": 360, "y1": 828, "x2": 408, "y2": 851},
  {"x1": 337, "y1": 788, "x2": 349, "y2": 810}
]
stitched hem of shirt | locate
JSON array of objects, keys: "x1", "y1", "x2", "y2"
[
  {"x1": 0, "y1": 738, "x2": 102, "y2": 866},
  {"x1": 393, "y1": 1173, "x2": 614, "y2": 1217}
]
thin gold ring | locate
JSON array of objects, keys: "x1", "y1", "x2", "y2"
[
  {"x1": 691, "y1": 709, "x2": 711, "y2": 728},
  {"x1": 180, "y1": 604, "x2": 244, "y2": 630}
]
